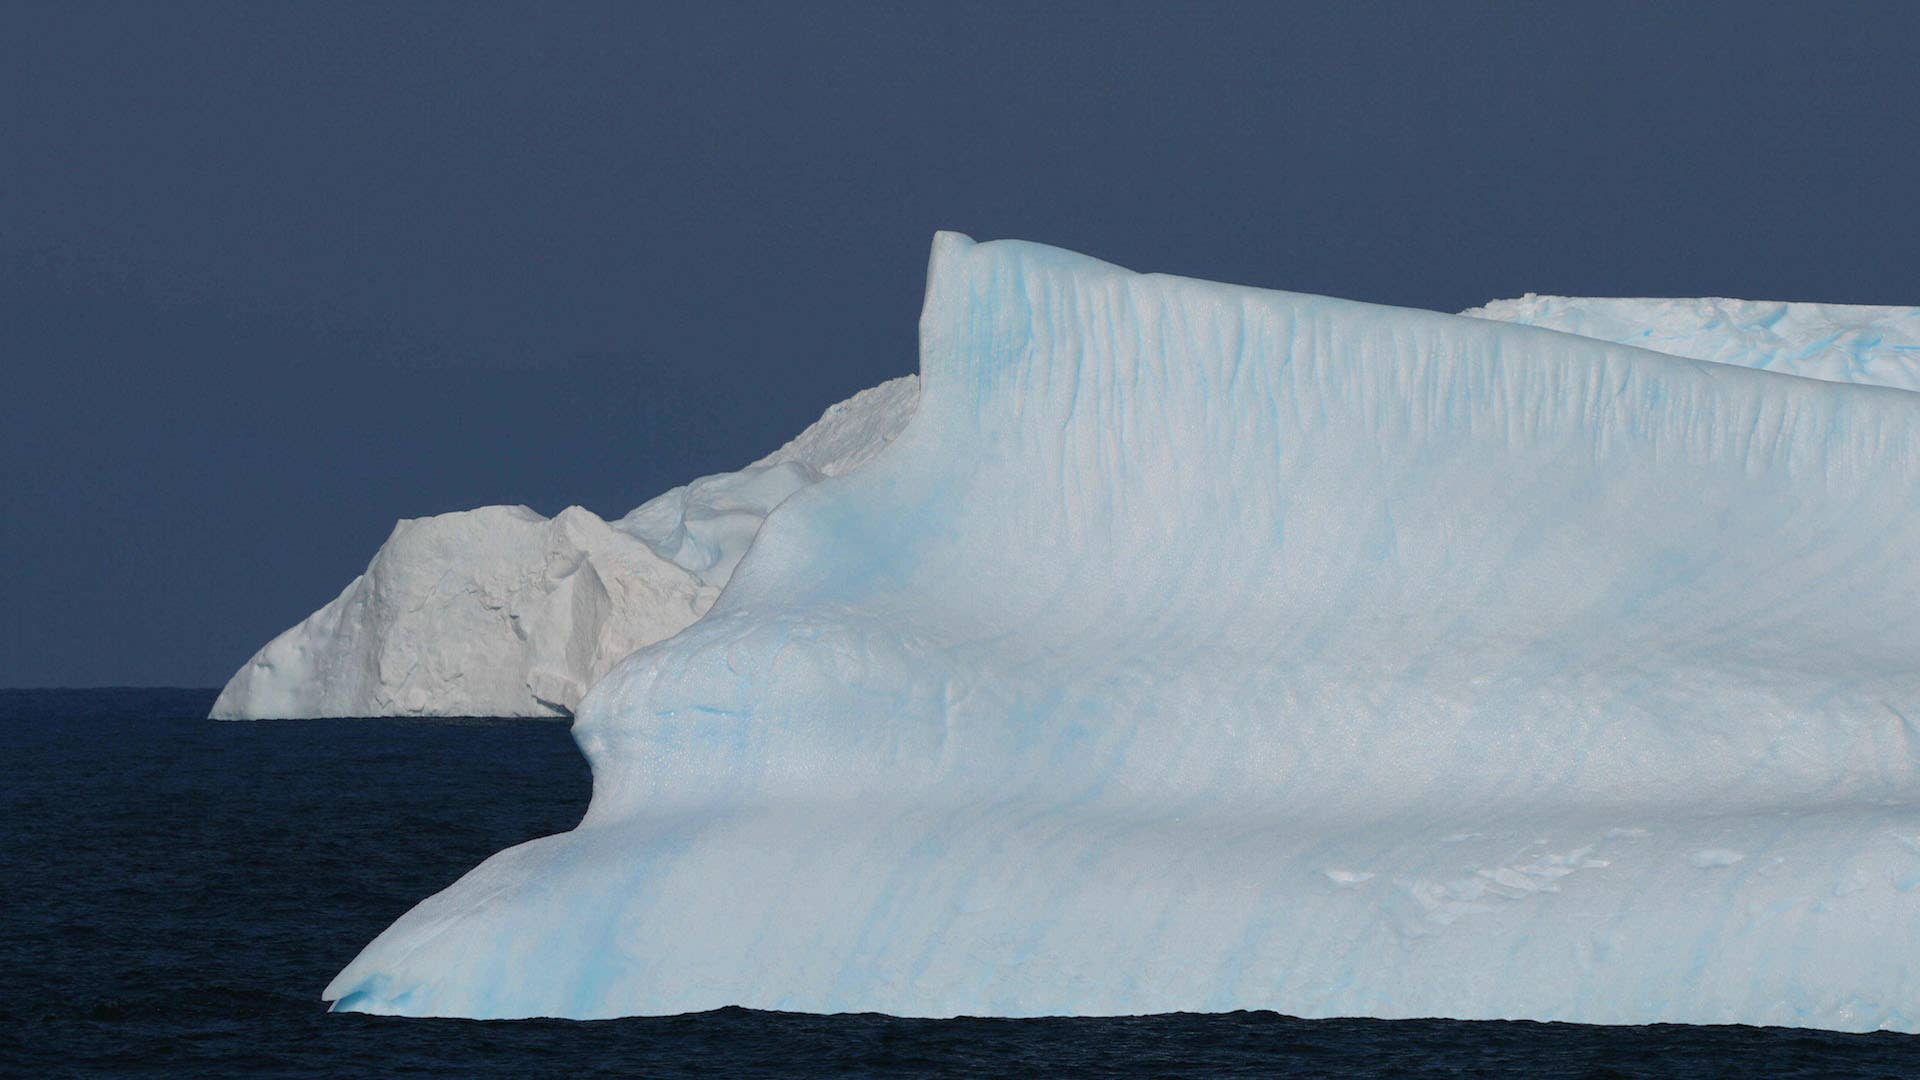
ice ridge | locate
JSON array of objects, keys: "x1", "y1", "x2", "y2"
[{"x1": 1465, "y1": 294, "x2": 1920, "y2": 392}]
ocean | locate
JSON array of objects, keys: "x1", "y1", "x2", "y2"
[{"x1": 3, "y1": 687, "x2": 1913, "y2": 1078}]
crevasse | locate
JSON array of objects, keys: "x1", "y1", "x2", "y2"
[{"x1": 325, "y1": 234, "x2": 1920, "y2": 1030}]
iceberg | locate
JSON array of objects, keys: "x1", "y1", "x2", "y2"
[
  {"x1": 324, "y1": 234, "x2": 1920, "y2": 1031},
  {"x1": 210, "y1": 378, "x2": 919, "y2": 719}
]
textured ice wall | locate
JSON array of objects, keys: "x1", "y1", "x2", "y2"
[
  {"x1": 211, "y1": 378, "x2": 919, "y2": 719},
  {"x1": 209, "y1": 505, "x2": 713, "y2": 719},
  {"x1": 1466, "y1": 294, "x2": 1920, "y2": 391},
  {"x1": 328, "y1": 234, "x2": 1920, "y2": 1029}
]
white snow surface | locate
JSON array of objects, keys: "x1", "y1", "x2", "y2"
[
  {"x1": 209, "y1": 378, "x2": 921, "y2": 719},
  {"x1": 209, "y1": 505, "x2": 714, "y2": 719},
  {"x1": 326, "y1": 234, "x2": 1920, "y2": 1030},
  {"x1": 1466, "y1": 294, "x2": 1920, "y2": 391}
]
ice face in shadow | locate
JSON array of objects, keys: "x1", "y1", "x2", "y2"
[{"x1": 325, "y1": 234, "x2": 1920, "y2": 1030}]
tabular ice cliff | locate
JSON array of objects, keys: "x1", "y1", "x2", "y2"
[{"x1": 323, "y1": 234, "x2": 1919, "y2": 1031}]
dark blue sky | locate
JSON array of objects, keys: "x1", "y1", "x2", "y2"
[{"x1": 4, "y1": 2, "x2": 1916, "y2": 687}]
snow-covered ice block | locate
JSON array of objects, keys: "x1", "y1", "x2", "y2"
[
  {"x1": 613, "y1": 376, "x2": 921, "y2": 585},
  {"x1": 211, "y1": 378, "x2": 920, "y2": 719},
  {"x1": 210, "y1": 505, "x2": 714, "y2": 719},
  {"x1": 326, "y1": 234, "x2": 1920, "y2": 1030}
]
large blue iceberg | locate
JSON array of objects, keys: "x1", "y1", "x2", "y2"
[{"x1": 327, "y1": 234, "x2": 1920, "y2": 1030}]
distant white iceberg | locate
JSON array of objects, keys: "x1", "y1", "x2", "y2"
[
  {"x1": 210, "y1": 378, "x2": 918, "y2": 719},
  {"x1": 323, "y1": 234, "x2": 1920, "y2": 1031}
]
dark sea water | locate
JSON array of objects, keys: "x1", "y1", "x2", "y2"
[{"x1": 4, "y1": 688, "x2": 1917, "y2": 1078}]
